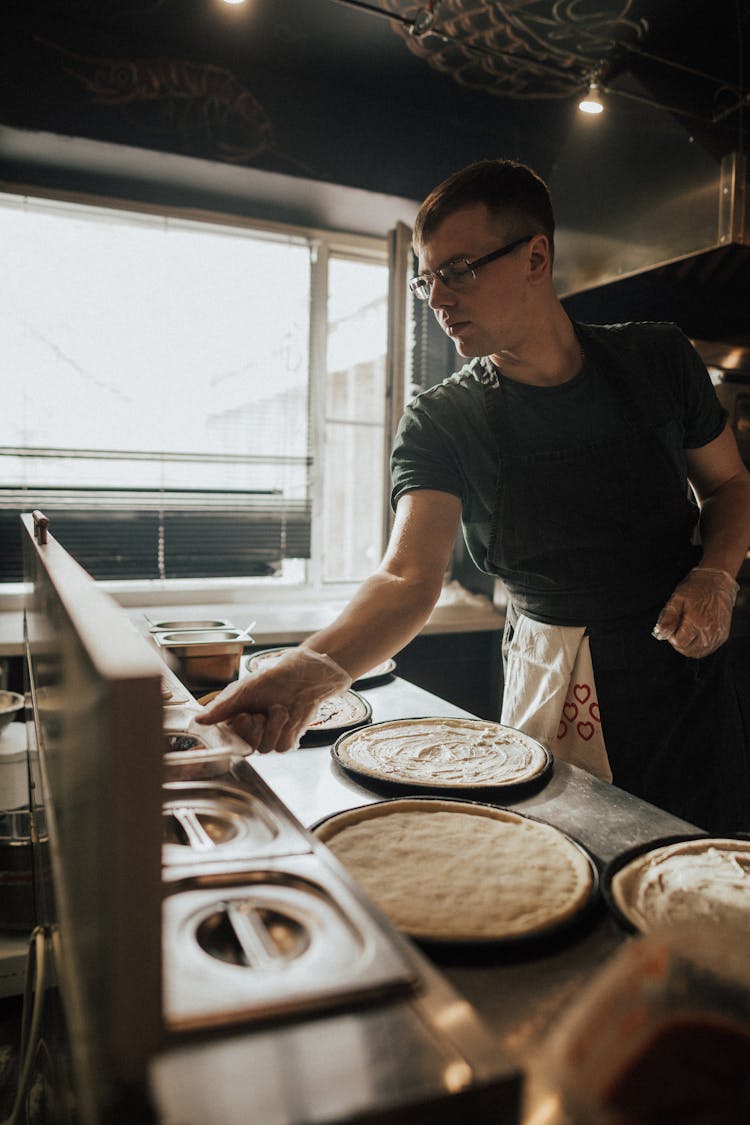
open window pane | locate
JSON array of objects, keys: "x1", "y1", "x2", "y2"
[{"x1": 323, "y1": 256, "x2": 388, "y2": 582}]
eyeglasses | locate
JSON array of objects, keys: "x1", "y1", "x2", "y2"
[{"x1": 409, "y1": 234, "x2": 533, "y2": 301}]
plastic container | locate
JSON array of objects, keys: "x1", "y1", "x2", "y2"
[{"x1": 522, "y1": 927, "x2": 750, "y2": 1124}]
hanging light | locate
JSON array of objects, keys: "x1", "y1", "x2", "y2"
[{"x1": 579, "y1": 78, "x2": 604, "y2": 115}]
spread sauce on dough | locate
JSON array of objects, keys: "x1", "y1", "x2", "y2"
[
  {"x1": 335, "y1": 717, "x2": 548, "y2": 787},
  {"x1": 610, "y1": 838, "x2": 750, "y2": 933}
]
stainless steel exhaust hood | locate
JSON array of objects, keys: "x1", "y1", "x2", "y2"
[{"x1": 557, "y1": 152, "x2": 749, "y2": 341}]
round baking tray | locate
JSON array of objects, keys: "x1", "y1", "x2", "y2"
[
  {"x1": 196, "y1": 687, "x2": 372, "y2": 745},
  {"x1": 312, "y1": 796, "x2": 600, "y2": 956},
  {"x1": 245, "y1": 648, "x2": 396, "y2": 686},
  {"x1": 330, "y1": 716, "x2": 553, "y2": 799},
  {"x1": 352, "y1": 657, "x2": 397, "y2": 685},
  {"x1": 600, "y1": 832, "x2": 744, "y2": 934},
  {"x1": 299, "y1": 689, "x2": 373, "y2": 744}
]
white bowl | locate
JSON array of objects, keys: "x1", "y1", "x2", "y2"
[{"x1": 0, "y1": 691, "x2": 24, "y2": 735}]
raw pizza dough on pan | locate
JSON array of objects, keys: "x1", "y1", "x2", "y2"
[
  {"x1": 315, "y1": 799, "x2": 594, "y2": 942},
  {"x1": 333, "y1": 716, "x2": 550, "y2": 789}
]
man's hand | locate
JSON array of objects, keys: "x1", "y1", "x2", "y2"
[
  {"x1": 194, "y1": 647, "x2": 351, "y2": 753},
  {"x1": 652, "y1": 567, "x2": 739, "y2": 658}
]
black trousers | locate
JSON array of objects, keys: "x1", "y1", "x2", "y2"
[{"x1": 589, "y1": 621, "x2": 750, "y2": 834}]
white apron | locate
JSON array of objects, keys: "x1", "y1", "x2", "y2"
[{"x1": 500, "y1": 613, "x2": 612, "y2": 782}]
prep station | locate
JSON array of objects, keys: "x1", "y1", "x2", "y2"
[{"x1": 3, "y1": 511, "x2": 702, "y2": 1125}]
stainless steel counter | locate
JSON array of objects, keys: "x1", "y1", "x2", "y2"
[
  {"x1": 22, "y1": 524, "x2": 522, "y2": 1125},
  {"x1": 150, "y1": 673, "x2": 528, "y2": 1125},
  {"x1": 248, "y1": 674, "x2": 696, "y2": 1070}
]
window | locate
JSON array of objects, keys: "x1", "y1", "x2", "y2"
[
  {"x1": 0, "y1": 192, "x2": 392, "y2": 594},
  {"x1": 323, "y1": 256, "x2": 388, "y2": 581}
]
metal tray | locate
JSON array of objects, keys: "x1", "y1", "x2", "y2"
[
  {"x1": 146, "y1": 616, "x2": 235, "y2": 632},
  {"x1": 162, "y1": 779, "x2": 311, "y2": 865},
  {"x1": 601, "y1": 832, "x2": 750, "y2": 935},
  {"x1": 245, "y1": 648, "x2": 396, "y2": 685},
  {"x1": 300, "y1": 689, "x2": 372, "y2": 742}
]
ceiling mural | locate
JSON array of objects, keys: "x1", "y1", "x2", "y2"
[{"x1": 379, "y1": 0, "x2": 648, "y2": 99}]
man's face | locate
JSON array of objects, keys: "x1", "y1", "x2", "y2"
[{"x1": 416, "y1": 202, "x2": 534, "y2": 360}]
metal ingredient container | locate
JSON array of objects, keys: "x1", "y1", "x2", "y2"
[
  {"x1": 162, "y1": 729, "x2": 239, "y2": 781},
  {"x1": 153, "y1": 629, "x2": 251, "y2": 686},
  {"x1": 161, "y1": 855, "x2": 417, "y2": 1032},
  {"x1": 147, "y1": 617, "x2": 235, "y2": 632},
  {"x1": 161, "y1": 779, "x2": 311, "y2": 865},
  {"x1": 0, "y1": 809, "x2": 48, "y2": 930}
]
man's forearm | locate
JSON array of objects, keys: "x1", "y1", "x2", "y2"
[
  {"x1": 300, "y1": 569, "x2": 442, "y2": 681},
  {"x1": 697, "y1": 476, "x2": 750, "y2": 577}
]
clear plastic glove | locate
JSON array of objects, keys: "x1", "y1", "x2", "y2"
[
  {"x1": 194, "y1": 647, "x2": 352, "y2": 753},
  {"x1": 652, "y1": 567, "x2": 739, "y2": 658}
]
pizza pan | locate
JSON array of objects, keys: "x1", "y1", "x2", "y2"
[
  {"x1": 197, "y1": 687, "x2": 372, "y2": 744},
  {"x1": 245, "y1": 648, "x2": 396, "y2": 686},
  {"x1": 299, "y1": 689, "x2": 372, "y2": 744},
  {"x1": 600, "y1": 832, "x2": 750, "y2": 935},
  {"x1": 312, "y1": 796, "x2": 599, "y2": 952},
  {"x1": 330, "y1": 716, "x2": 553, "y2": 797},
  {"x1": 352, "y1": 657, "x2": 397, "y2": 685}
]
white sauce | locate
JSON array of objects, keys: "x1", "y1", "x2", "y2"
[
  {"x1": 632, "y1": 845, "x2": 750, "y2": 931},
  {"x1": 337, "y1": 718, "x2": 547, "y2": 785}
]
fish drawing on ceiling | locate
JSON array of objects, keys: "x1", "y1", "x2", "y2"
[{"x1": 38, "y1": 38, "x2": 310, "y2": 170}]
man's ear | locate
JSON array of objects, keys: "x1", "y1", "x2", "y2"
[{"x1": 527, "y1": 234, "x2": 551, "y2": 281}]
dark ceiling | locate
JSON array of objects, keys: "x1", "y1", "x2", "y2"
[
  {"x1": 1, "y1": 2, "x2": 748, "y2": 339},
  {"x1": 1, "y1": 0, "x2": 747, "y2": 201}
]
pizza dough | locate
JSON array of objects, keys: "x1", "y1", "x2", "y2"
[
  {"x1": 610, "y1": 838, "x2": 750, "y2": 933},
  {"x1": 333, "y1": 717, "x2": 549, "y2": 789},
  {"x1": 246, "y1": 649, "x2": 395, "y2": 683},
  {"x1": 315, "y1": 799, "x2": 593, "y2": 941}
]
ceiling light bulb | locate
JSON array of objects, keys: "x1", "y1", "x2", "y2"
[{"x1": 579, "y1": 81, "x2": 603, "y2": 115}]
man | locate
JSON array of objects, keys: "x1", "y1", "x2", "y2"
[{"x1": 199, "y1": 159, "x2": 750, "y2": 832}]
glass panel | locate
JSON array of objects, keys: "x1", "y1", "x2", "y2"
[
  {"x1": 1, "y1": 196, "x2": 311, "y2": 501},
  {"x1": 322, "y1": 421, "x2": 385, "y2": 582},
  {"x1": 324, "y1": 256, "x2": 388, "y2": 581},
  {"x1": 326, "y1": 258, "x2": 387, "y2": 421}
]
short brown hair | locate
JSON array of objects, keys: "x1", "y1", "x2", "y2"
[{"x1": 413, "y1": 158, "x2": 555, "y2": 260}]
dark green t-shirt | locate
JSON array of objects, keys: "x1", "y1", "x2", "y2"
[{"x1": 390, "y1": 321, "x2": 726, "y2": 580}]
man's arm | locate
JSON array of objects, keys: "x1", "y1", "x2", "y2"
[
  {"x1": 686, "y1": 423, "x2": 750, "y2": 577},
  {"x1": 301, "y1": 488, "x2": 463, "y2": 678},
  {"x1": 197, "y1": 489, "x2": 463, "y2": 750},
  {"x1": 653, "y1": 424, "x2": 750, "y2": 657}
]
